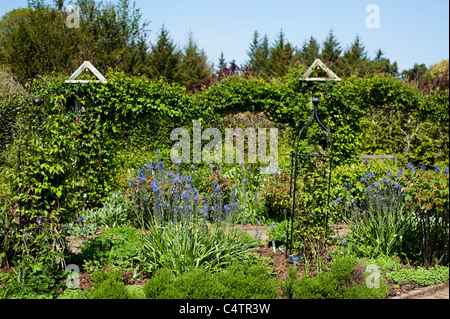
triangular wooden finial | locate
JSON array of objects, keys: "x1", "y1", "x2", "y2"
[
  {"x1": 66, "y1": 61, "x2": 107, "y2": 84},
  {"x1": 300, "y1": 59, "x2": 341, "y2": 82}
]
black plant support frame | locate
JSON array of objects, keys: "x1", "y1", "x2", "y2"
[{"x1": 286, "y1": 97, "x2": 333, "y2": 259}]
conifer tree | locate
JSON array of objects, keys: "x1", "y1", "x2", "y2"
[
  {"x1": 269, "y1": 29, "x2": 295, "y2": 77},
  {"x1": 339, "y1": 35, "x2": 368, "y2": 75},
  {"x1": 368, "y1": 49, "x2": 398, "y2": 76},
  {"x1": 147, "y1": 25, "x2": 181, "y2": 82},
  {"x1": 247, "y1": 31, "x2": 271, "y2": 76},
  {"x1": 299, "y1": 36, "x2": 320, "y2": 67},
  {"x1": 175, "y1": 31, "x2": 212, "y2": 85},
  {"x1": 319, "y1": 29, "x2": 341, "y2": 69},
  {"x1": 217, "y1": 51, "x2": 227, "y2": 72}
]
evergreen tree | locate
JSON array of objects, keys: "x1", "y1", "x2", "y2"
[
  {"x1": 339, "y1": 35, "x2": 368, "y2": 75},
  {"x1": 127, "y1": 34, "x2": 151, "y2": 76},
  {"x1": 299, "y1": 36, "x2": 320, "y2": 67},
  {"x1": 147, "y1": 25, "x2": 181, "y2": 82},
  {"x1": 319, "y1": 29, "x2": 341, "y2": 69},
  {"x1": 257, "y1": 34, "x2": 271, "y2": 76},
  {"x1": 247, "y1": 31, "x2": 271, "y2": 76},
  {"x1": 368, "y1": 49, "x2": 398, "y2": 76},
  {"x1": 247, "y1": 31, "x2": 260, "y2": 72},
  {"x1": 175, "y1": 31, "x2": 212, "y2": 85},
  {"x1": 269, "y1": 29, "x2": 295, "y2": 77},
  {"x1": 217, "y1": 51, "x2": 227, "y2": 72}
]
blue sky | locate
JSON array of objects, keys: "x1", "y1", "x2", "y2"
[{"x1": 1, "y1": 0, "x2": 448, "y2": 72}]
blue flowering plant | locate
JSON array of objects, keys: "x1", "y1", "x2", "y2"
[
  {"x1": 334, "y1": 165, "x2": 418, "y2": 258},
  {"x1": 129, "y1": 155, "x2": 242, "y2": 230},
  {"x1": 128, "y1": 151, "x2": 258, "y2": 275}
]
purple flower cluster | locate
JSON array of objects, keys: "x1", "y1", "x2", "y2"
[{"x1": 129, "y1": 150, "x2": 243, "y2": 228}]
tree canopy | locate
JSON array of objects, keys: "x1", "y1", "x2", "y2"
[{"x1": 0, "y1": 0, "x2": 446, "y2": 89}]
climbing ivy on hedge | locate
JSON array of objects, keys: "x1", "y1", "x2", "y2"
[{"x1": 0, "y1": 69, "x2": 447, "y2": 264}]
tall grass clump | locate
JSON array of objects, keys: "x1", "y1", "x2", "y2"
[
  {"x1": 129, "y1": 151, "x2": 258, "y2": 275},
  {"x1": 334, "y1": 163, "x2": 449, "y2": 267},
  {"x1": 334, "y1": 167, "x2": 418, "y2": 258}
]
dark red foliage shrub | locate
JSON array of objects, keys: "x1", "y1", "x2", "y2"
[
  {"x1": 418, "y1": 76, "x2": 449, "y2": 94},
  {"x1": 186, "y1": 60, "x2": 252, "y2": 93}
]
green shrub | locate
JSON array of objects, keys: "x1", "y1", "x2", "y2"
[
  {"x1": 0, "y1": 255, "x2": 66, "y2": 299},
  {"x1": 358, "y1": 254, "x2": 402, "y2": 274},
  {"x1": 340, "y1": 282, "x2": 390, "y2": 299},
  {"x1": 81, "y1": 226, "x2": 142, "y2": 269},
  {"x1": 217, "y1": 263, "x2": 279, "y2": 299},
  {"x1": 143, "y1": 268, "x2": 174, "y2": 299},
  {"x1": 289, "y1": 256, "x2": 389, "y2": 299},
  {"x1": 293, "y1": 272, "x2": 336, "y2": 299},
  {"x1": 385, "y1": 265, "x2": 449, "y2": 286},
  {"x1": 266, "y1": 219, "x2": 290, "y2": 245},
  {"x1": 158, "y1": 268, "x2": 227, "y2": 299},
  {"x1": 143, "y1": 264, "x2": 278, "y2": 299},
  {"x1": 57, "y1": 288, "x2": 88, "y2": 299},
  {"x1": 126, "y1": 285, "x2": 147, "y2": 299},
  {"x1": 88, "y1": 269, "x2": 128, "y2": 299}
]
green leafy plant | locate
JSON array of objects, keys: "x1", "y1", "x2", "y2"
[
  {"x1": 88, "y1": 269, "x2": 128, "y2": 299},
  {"x1": 139, "y1": 219, "x2": 258, "y2": 275},
  {"x1": 85, "y1": 191, "x2": 132, "y2": 228},
  {"x1": 216, "y1": 263, "x2": 279, "y2": 299},
  {"x1": 81, "y1": 226, "x2": 142, "y2": 269},
  {"x1": 335, "y1": 166, "x2": 418, "y2": 258},
  {"x1": 57, "y1": 288, "x2": 88, "y2": 299},
  {"x1": 0, "y1": 253, "x2": 66, "y2": 299},
  {"x1": 62, "y1": 219, "x2": 99, "y2": 237},
  {"x1": 126, "y1": 285, "x2": 146, "y2": 299},
  {"x1": 142, "y1": 268, "x2": 174, "y2": 298},
  {"x1": 259, "y1": 167, "x2": 291, "y2": 222},
  {"x1": 288, "y1": 255, "x2": 389, "y2": 299},
  {"x1": 266, "y1": 219, "x2": 298, "y2": 249},
  {"x1": 385, "y1": 265, "x2": 449, "y2": 286},
  {"x1": 155, "y1": 268, "x2": 227, "y2": 299},
  {"x1": 405, "y1": 164, "x2": 449, "y2": 268},
  {"x1": 143, "y1": 263, "x2": 278, "y2": 299}
]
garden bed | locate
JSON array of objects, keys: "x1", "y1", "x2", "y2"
[
  {"x1": 72, "y1": 242, "x2": 429, "y2": 298},
  {"x1": 64, "y1": 227, "x2": 431, "y2": 298}
]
